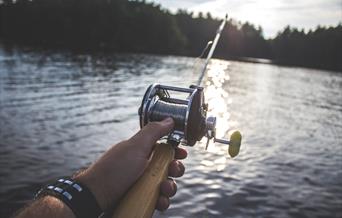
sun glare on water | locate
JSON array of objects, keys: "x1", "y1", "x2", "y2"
[{"x1": 200, "y1": 60, "x2": 237, "y2": 156}]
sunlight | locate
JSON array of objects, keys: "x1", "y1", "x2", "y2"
[
  {"x1": 190, "y1": 0, "x2": 280, "y2": 36},
  {"x1": 187, "y1": 0, "x2": 342, "y2": 37},
  {"x1": 205, "y1": 60, "x2": 231, "y2": 139},
  {"x1": 198, "y1": 59, "x2": 234, "y2": 164}
]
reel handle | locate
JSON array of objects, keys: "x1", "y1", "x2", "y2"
[{"x1": 111, "y1": 143, "x2": 175, "y2": 218}]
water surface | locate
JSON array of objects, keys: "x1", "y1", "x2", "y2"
[{"x1": 0, "y1": 45, "x2": 342, "y2": 217}]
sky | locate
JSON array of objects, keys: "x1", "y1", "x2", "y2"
[{"x1": 149, "y1": 0, "x2": 342, "y2": 38}]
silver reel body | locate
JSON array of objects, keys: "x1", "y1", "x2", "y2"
[{"x1": 139, "y1": 84, "x2": 233, "y2": 149}]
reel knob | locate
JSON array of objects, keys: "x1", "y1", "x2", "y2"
[
  {"x1": 205, "y1": 116, "x2": 242, "y2": 158},
  {"x1": 214, "y1": 131, "x2": 242, "y2": 158},
  {"x1": 228, "y1": 131, "x2": 242, "y2": 157}
]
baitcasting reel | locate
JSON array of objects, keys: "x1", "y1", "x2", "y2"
[{"x1": 138, "y1": 84, "x2": 242, "y2": 157}]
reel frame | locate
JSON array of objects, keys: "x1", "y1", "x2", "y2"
[{"x1": 139, "y1": 84, "x2": 206, "y2": 146}]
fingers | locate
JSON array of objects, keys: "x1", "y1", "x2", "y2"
[
  {"x1": 129, "y1": 118, "x2": 174, "y2": 155},
  {"x1": 157, "y1": 148, "x2": 186, "y2": 211},
  {"x1": 175, "y1": 147, "x2": 187, "y2": 160},
  {"x1": 168, "y1": 160, "x2": 185, "y2": 177},
  {"x1": 156, "y1": 195, "x2": 169, "y2": 211},
  {"x1": 160, "y1": 178, "x2": 177, "y2": 197},
  {"x1": 157, "y1": 179, "x2": 177, "y2": 211}
]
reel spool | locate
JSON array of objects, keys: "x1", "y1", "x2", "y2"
[{"x1": 138, "y1": 83, "x2": 241, "y2": 157}]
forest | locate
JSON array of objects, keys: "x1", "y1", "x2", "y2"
[{"x1": 0, "y1": 0, "x2": 341, "y2": 71}]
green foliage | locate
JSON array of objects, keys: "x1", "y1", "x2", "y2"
[
  {"x1": 272, "y1": 25, "x2": 342, "y2": 71},
  {"x1": 0, "y1": 0, "x2": 341, "y2": 71},
  {"x1": 0, "y1": 0, "x2": 185, "y2": 53}
]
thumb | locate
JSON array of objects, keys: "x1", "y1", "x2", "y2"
[{"x1": 129, "y1": 118, "x2": 175, "y2": 154}]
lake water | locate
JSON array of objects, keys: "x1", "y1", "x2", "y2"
[{"x1": 0, "y1": 45, "x2": 342, "y2": 218}]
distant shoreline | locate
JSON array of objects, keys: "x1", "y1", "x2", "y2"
[
  {"x1": 228, "y1": 57, "x2": 342, "y2": 73},
  {"x1": 0, "y1": 40, "x2": 340, "y2": 73}
]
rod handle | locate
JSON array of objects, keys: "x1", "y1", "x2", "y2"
[{"x1": 111, "y1": 143, "x2": 175, "y2": 218}]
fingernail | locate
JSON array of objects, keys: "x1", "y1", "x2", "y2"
[{"x1": 162, "y1": 117, "x2": 174, "y2": 124}]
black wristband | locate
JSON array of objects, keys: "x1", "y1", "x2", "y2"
[{"x1": 36, "y1": 178, "x2": 102, "y2": 218}]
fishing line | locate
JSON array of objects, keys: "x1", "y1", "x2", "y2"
[
  {"x1": 150, "y1": 100, "x2": 187, "y2": 130},
  {"x1": 140, "y1": 15, "x2": 230, "y2": 146},
  {"x1": 197, "y1": 14, "x2": 228, "y2": 86},
  {"x1": 192, "y1": 41, "x2": 213, "y2": 81}
]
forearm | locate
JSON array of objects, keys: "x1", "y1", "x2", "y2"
[
  {"x1": 14, "y1": 119, "x2": 183, "y2": 217},
  {"x1": 15, "y1": 196, "x2": 75, "y2": 218}
]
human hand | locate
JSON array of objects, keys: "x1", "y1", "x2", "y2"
[{"x1": 75, "y1": 118, "x2": 187, "y2": 211}]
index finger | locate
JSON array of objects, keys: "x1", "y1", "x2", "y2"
[{"x1": 175, "y1": 147, "x2": 187, "y2": 160}]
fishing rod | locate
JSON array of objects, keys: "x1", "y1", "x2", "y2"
[
  {"x1": 197, "y1": 14, "x2": 228, "y2": 85},
  {"x1": 111, "y1": 15, "x2": 242, "y2": 218}
]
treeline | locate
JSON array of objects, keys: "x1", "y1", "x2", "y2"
[
  {"x1": 272, "y1": 26, "x2": 342, "y2": 71},
  {"x1": 0, "y1": 0, "x2": 341, "y2": 71}
]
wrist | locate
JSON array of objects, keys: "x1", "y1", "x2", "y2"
[
  {"x1": 74, "y1": 168, "x2": 114, "y2": 211},
  {"x1": 35, "y1": 177, "x2": 102, "y2": 218}
]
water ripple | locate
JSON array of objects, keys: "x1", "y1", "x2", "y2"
[{"x1": 1, "y1": 46, "x2": 342, "y2": 218}]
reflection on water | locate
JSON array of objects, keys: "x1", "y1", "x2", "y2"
[
  {"x1": 0, "y1": 45, "x2": 342, "y2": 218},
  {"x1": 200, "y1": 61, "x2": 232, "y2": 171}
]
